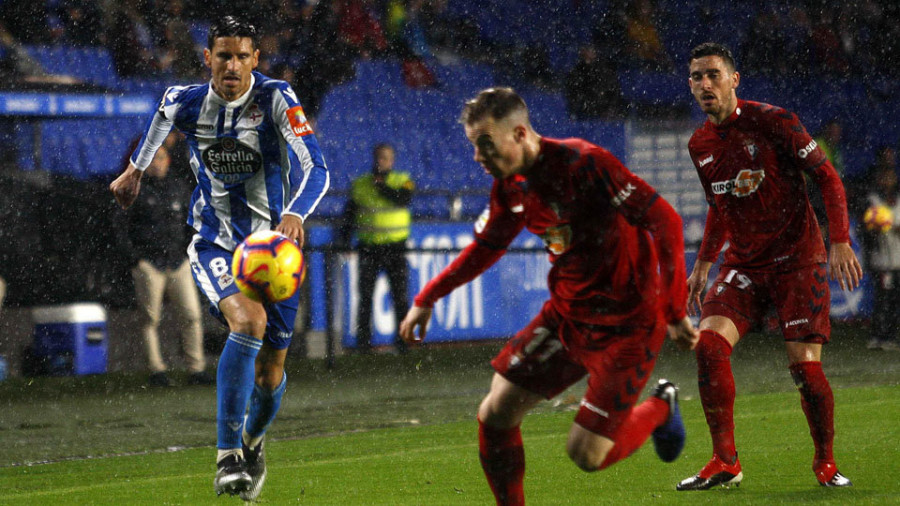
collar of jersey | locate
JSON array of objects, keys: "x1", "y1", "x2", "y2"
[{"x1": 207, "y1": 73, "x2": 256, "y2": 108}]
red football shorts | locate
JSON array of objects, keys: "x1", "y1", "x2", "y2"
[
  {"x1": 491, "y1": 301, "x2": 666, "y2": 438},
  {"x1": 702, "y1": 263, "x2": 831, "y2": 343}
]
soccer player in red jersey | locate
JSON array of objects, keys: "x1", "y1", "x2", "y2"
[
  {"x1": 399, "y1": 87, "x2": 699, "y2": 505},
  {"x1": 679, "y1": 42, "x2": 863, "y2": 491}
]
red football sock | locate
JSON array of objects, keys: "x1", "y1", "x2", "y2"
[
  {"x1": 696, "y1": 329, "x2": 738, "y2": 464},
  {"x1": 789, "y1": 361, "x2": 835, "y2": 463},
  {"x1": 478, "y1": 418, "x2": 525, "y2": 506},
  {"x1": 599, "y1": 397, "x2": 668, "y2": 470}
]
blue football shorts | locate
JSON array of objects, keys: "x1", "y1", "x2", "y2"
[{"x1": 187, "y1": 234, "x2": 298, "y2": 350}]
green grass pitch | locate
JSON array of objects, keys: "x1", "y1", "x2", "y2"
[{"x1": 0, "y1": 323, "x2": 897, "y2": 505}]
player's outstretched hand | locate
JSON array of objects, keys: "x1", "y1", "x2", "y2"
[
  {"x1": 829, "y1": 242, "x2": 862, "y2": 291},
  {"x1": 109, "y1": 164, "x2": 143, "y2": 209},
  {"x1": 667, "y1": 316, "x2": 699, "y2": 351},
  {"x1": 276, "y1": 215, "x2": 305, "y2": 248},
  {"x1": 399, "y1": 305, "x2": 432, "y2": 344}
]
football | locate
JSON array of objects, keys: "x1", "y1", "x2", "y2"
[
  {"x1": 863, "y1": 205, "x2": 893, "y2": 233},
  {"x1": 231, "y1": 231, "x2": 305, "y2": 303}
]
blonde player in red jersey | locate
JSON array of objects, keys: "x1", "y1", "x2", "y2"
[
  {"x1": 679, "y1": 42, "x2": 862, "y2": 491},
  {"x1": 400, "y1": 87, "x2": 699, "y2": 505}
]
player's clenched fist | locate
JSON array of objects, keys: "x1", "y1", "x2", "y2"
[{"x1": 110, "y1": 164, "x2": 143, "y2": 209}]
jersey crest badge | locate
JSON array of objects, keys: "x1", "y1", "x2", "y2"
[
  {"x1": 744, "y1": 142, "x2": 758, "y2": 160},
  {"x1": 242, "y1": 103, "x2": 264, "y2": 128}
]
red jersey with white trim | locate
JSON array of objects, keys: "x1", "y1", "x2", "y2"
[
  {"x1": 689, "y1": 99, "x2": 849, "y2": 270},
  {"x1": 460, "y1": 137, "x2": 687, "y2": 327}
]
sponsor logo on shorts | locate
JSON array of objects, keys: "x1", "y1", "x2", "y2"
[
  {"x1": 785, "y1": 318, "x2": 809, "y2": 328},
  {"x1": 202, "y1": 138, "x2": 262, "y2": 183},
  {"x1": 711, "y1": 169, "x2": 765, "y2": 197},
  {"x1": 579, "y1": 398, "x2": 609, "y2": 418},
  {"x1": 286, "y1": 106, "x2": 313, "y2": 136},
  {"x1": 699, "y1": 154, "x2": 714, "y2": 167},
  {"x1": 217, "y1": 272, "x2": 233, "y2": 290},
  {"x1": 797, "y1": 139, "x2": 818, "y2": 159}
]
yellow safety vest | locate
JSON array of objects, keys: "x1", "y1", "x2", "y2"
[{"x1": 351, "y1": 171, "x2": 413, "y2": 245}]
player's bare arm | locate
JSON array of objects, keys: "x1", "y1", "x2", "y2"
[
  {"x1": 109, "y1": 163, "x2": 144, "y2": 209},
  {"x1": 399, "y1": 306, "x2": 432, "y2": 343},
  {"x1": 276, "y1": 214, "x2": 305, "y2": 248},
  {"x1": 686, "y1": 259, "x2": 713, "y2": 316},
  {"x1": 667, "y1": 316, "x2": 699, "y2": 351},
  {"x1": 828, "y1": 242, "x2": 863, "y2": 291}
]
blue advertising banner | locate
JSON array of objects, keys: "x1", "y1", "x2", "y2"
[
  {"x1": 0, "y1": 92, "x2": 156, "y2": 117},
  {"x1": 306, "y1": 222, "x2": 871, "y2": 349}
]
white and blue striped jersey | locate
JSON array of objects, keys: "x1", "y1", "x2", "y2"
[{"x1": 130, "y1": 71, "x2": 330, "y2": 251}]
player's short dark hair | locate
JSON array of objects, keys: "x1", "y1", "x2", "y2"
[
  {"x1": 460, "y1": 87, "x2": 529, "y2": 125},
  {"x1": 208, "y1": 16, "x2": 258, "y2": 50},
  {"x1": 689, "y1": 42, "x2": 736, "y2": 71}
]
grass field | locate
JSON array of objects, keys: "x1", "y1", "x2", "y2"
[{"x1": 1, "y1": 323, "x2": 898, "y2": 505}]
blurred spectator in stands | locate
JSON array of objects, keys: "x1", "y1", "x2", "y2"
[
  {"x1": 290, "y1": 0, "x2": 356, "y2": 119},
  {"x1": 385, "y1": 1, "x2": 439, "y2": 90},
  {"x1": 493, "y1": 42, "x2": 555, "y2": 91},
  {"x1": 743, "y1": 5, "x2": 812, "y2": 78},
  {"x1": 113, "y1": 135, "x2": 212, "y2": 386},
  {"x1": 591, "y1": 3, "x2": 627, "y2": 65},
  {"x1": 742, "y1": 7, "x2": 790, "y2": 76},
  {"x1": 55, "y1": 0, "x2": 105, "y2": 46},
  {"x1": 810, "y1": 7, "x2": 850, "y2": 76},
  {"x1": 564, "y1": 44, "x2": 627, "y2": 120},
  {"x1": 385, "y1": 0, "x2": 431, "y2": 59},
  {"x1": 0, "y1": 22, "x2": 81, "y2": 90},
  {"x1": 418, "y1": 0, "x2": 485, "y2": 63},
  {"x1": 815, "y1": 119, "x2": 846, "y2": 177},
  {"x1": 859, "y1": 146, "x2": 900, "y2": 352},
  {"x1": 107, "y1": 0, "x2": 159, "y2": 77},
  {"x1": 338, "y1": 143, "x2": 414, "y2": 354},
  {"x1": 157, "y1": 0, "x2": 204, "y2": 80},
  {"x1": 339, "y1": 0, "x2": 389, "y2": 59},
  {"x1": 623, "y1": 0, "x2": 672, "y2": 72},
  {"x1": 0, "y1": 1, "x2": 51, "y2": 44},
  {"x1": 808, "y1": 119, "x2": 847, "y2": 242}
]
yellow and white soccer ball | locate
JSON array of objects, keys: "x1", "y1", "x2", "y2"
[
  {"x1": 863, "y1": 205, "x2": 894, "y2": 233},
  {"x1": 231, "y1": 231, "x2": 305, "y2": 303}
]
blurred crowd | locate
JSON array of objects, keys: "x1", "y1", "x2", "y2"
[
  {"x1": 1, "y1": 0, "x2": 898, "y2": 120},
  {"x1": 0, "y1": 0, "x2": 900, "y2": 117}
]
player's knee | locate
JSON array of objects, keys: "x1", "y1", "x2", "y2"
[
  {"x1": 226, "y1": 309, "x2": 267, "y2": 338},
  {"x1": 696, "y1": 329, "x2": 733, "y2": 362}
]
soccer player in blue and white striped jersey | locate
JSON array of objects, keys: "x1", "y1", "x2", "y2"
[{"x1": 110, "y1": 16, "x2": 329, "y2": 499}]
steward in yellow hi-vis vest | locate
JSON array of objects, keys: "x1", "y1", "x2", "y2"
[{"x1": 338, "y1": 143, "x2": 414, "y2": 353}]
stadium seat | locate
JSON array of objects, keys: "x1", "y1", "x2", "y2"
[{"x1": 411, "y1": 194, "x2": 451, "y2": 220}]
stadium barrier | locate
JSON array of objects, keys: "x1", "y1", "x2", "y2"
[{"x1": 306, "y1": 222, "x2": 872, "y2": 367}]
